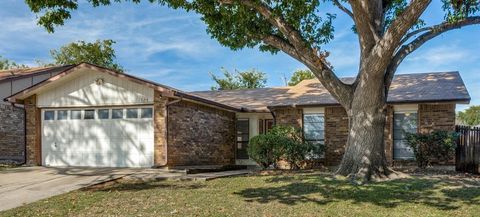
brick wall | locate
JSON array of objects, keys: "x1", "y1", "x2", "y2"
[
  {"x1": 0, "y1": 104, "x2": 25, "y2": 164},
  {"x1": 167, "y1": 101, "x2": 236, "y2": 166},
  {"x1": 324, "y1": 107, "x2": 349, "y2": 166},
  {"x1": 153, "y1": 91, "x2": 168, "y2": 166},
  {"x1": 418, "y1": 103, "x2": 456, "y2": 165},
  {"x1": 418, "y1": 104, "x2": 456, "y2": 133},
  {"x1": 272, "y1": 107, "x2": 303, "y2": 128},
  {"x1": 24, "y1": 95, "x2": 41, "y2": 165}
]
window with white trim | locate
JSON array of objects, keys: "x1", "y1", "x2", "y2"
[
  {"x1": 112, "y1": 109, "x2": 123, "y2": 119},
  {"x1": 303, "y1": 113, "x2": 325, "y2": 157},
  {"x1": 44, "y1": 111, "x2": 55, "y2": 121},
  {"x1": 393, "y1": 111, "x2": 417, "y2": 160},
  {"x1": 57, "y1": 110, "x2": 68, "y2": 120}
]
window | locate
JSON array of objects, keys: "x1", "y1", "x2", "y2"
[
  {"x1": 303, "y1": 113, "x2": 325, "y2": 157},
  {"x1": 393, "y1": 112, "x2": 417, "y2": 160},
  {"x1": 112, "y1": 109, "x2": 124, "y2": 119},
  {"x1": 57, "y1": 110, "x2": 68, "y2": 120},
  {"x1": 84, "y1": 110, "x2": 95, "y2": 119},
  {"x1": 126, "y1": 108, "x2": 138, "y2": 119},
  {"x1": 258, "y1": 119, "x2": 274, "y2": 134},
  {"x1": 44, "y1": 111, "x2": 55, "y2": 121},
  {"x1": 71, "y1": 110, "x2": 82, "y2": 120},
  {"x1": 236, "y1": 119, "x2": 250, "y2": 159},
  {"x1": 97, "y1": 109, "x2": 109, "y2": 119},
  {"x1": 140, "y1": 108, "x2": 153, "y2": 118}
]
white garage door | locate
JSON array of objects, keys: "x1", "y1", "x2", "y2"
[{"x1": 41, "y1": 107, "x2": 154, "y2": 167}]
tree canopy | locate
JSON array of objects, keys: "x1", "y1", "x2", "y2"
[
  {"x1": 458, "y1": 106, "x2": 480, "y2": 126},
  {"x1": 49, "y1": 39, "x2": 123, "y2": 71},
  {"x1": 0, "y1": 56, "x2": 28, "y2": 70},
  {"x1": 288, "y1": 69, "x2": 315, "y2": 86},
  {"x1": 210, "y1": 68, "x2": 267, "y2": 90}
]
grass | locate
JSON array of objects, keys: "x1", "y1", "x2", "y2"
[{"x1": 1, "y1": 171, "x2": 480, "y2": 217}]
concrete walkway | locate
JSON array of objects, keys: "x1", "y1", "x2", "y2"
[
  {"x1": 125, "y1": 169, "x2": 252, "y2": 181},
  {"x1": 0, "y1": 167, "x2": 138, "y2": 211}
]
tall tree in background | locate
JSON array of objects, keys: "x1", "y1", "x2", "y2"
[
  {"x1": 210, "y1": 68, "x2": 267, "y2": 90},
  {"x1": 458, "y1": 106, "x2": 480, "y2": 126},
  {"x1": 25, "y1": 0, "x2": 480, "y2": 181},
  {"x1": 288, "y1": 69, "x2": 315, "y2": 86},
  {"x1": 0, "y1": 56, "x2": 28, "y2": 70},
  {"x1": 49, "y1": 39, "x2": 123, "y2": 72}
]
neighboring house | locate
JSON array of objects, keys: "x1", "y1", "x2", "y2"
[
  {"x1": 0, "y1": 65, "x2": 73, "y2": 164},
  {"x1": 4, "y1": 63, "x2": 470, "y2": 168}
]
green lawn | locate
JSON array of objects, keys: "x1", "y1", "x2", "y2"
[{"x1": 2, "y1": 171, "x2": 480, "y2": 217}]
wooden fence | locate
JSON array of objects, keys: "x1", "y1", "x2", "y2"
[{"x1": 456, "y1": 125, "x2": 480, "y2": 174}]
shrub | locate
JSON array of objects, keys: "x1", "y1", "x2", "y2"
[
  {"x1": 405, "y1": 131, "x2": 458, "y2": 168},
  {"x1": 247, "y1": 133, "x2": 285, "y2": 168},
  {"x1": 248, "y1": 125, "x2": 318, "y2": 169}
]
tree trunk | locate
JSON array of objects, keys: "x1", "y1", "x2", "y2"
[{"x1": 336, "y1": 73, "x2": 392, "y2": 182}]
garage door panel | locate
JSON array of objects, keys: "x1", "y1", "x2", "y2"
[{"x1": 42, "y1": 107, "x2": 154, "y2": 168}]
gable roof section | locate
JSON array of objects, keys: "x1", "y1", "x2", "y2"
[
  {"x1": 0, "y1": 65, "x2": 75, "y2": 83},
  {"x1": 4, "y1": 63, "x2": 240, "y2": 112},
  {"x1": 191, "y1": 72, "x2": 470, "y2": 112}
]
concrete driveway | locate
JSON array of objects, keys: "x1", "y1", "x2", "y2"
[{"x1": 0, "y1": 167, "x2": 138, "y2": 211}]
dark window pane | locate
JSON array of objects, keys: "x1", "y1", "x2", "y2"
[
  {"x1": 140, "y1": 108, "x2": 153, "y2": 118},
  {"x1": 112, "y1": 109, "x2": 123, "y2": 119},
  {"x1": 97, "y1": 109, "x2": 109, "y2": 119},
  {"x1": 71, "y1": 110, "x2": 81, "y2": 120},
  {"x1": 44, "y1": 111, "x2": 55, "y2": 121},
  {"x1": 57, "y1": 110, "x2": 68, "y2": 120},
  {"x1": 84, "y1": 110, "x2": 95, "y2": 119},
  {"x1": 126, "y1": 108, "x2": 138, "y2": 119},
  {"x1": 236, "y1": 120, "x2": 249, "y2": 159}
]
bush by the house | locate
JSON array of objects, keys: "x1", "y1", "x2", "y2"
[
  {"x1": 247, "y1": 133, "x2": 285, "y2": 168},
  {"x1": 248, "y1": 125, "x2": 317, "y2": 169},
  {"x1": 405, "y1": 131, "x2": 458, "y2": 168}
]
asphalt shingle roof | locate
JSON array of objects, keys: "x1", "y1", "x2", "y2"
[
  {"x1": 191, "y1": 72, "x2": 470, "y2": 112},
  {"x1": 0, "y1": 65, "x2": 74, "y2": 82}
]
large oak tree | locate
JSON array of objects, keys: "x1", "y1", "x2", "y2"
[{"x1": 25, "y1": 0, "x2": 480, "y2": 181}]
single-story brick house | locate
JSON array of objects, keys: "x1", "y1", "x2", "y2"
[{"x1": 4, "y1": 63, "x2": 470, "y2": 167}]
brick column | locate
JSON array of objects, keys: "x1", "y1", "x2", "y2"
[
  {"x1": 324, "y1": 107, "x2": 349, "y2": 166},
  {"x1": 153, "y1": 91, "x2": 168, "y2": 167},
  {"x1": 24, "y1": 95, "x2": 41, "y2": 166}
]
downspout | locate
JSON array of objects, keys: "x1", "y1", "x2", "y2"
[{"x1": 268, "y1": 106, "x2": 277, "y2": 125}]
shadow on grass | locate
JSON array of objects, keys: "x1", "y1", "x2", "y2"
[
  {"x1": 235, "y1": 174, "x2": 480, "y2": 210},
  {"x1": 86, "y1": 180, "x2": 206, "y2": 192}
]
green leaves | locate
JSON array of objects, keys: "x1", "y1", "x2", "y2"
[
  {"x1": 0, "y1": 56, "x2": 28, "y2": 70},
  {"x1": 442, "y1": 0, "x2": 480, "y2": 22},
  {"x1": 287, "y1": 69, "x2": 315, "y2": 86},
  {"x1": 209, "y1": 67, "x2": 267, "y2": 90},
  {"x1": 457, "y1": 106, "x2": 480, "y2": 126},
  {"x1": 49, "y1": 39, "x2": 124, "y2": 72}
]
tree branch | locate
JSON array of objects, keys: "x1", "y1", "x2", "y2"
[
  {"x1": 348, "y1": 0, "x2": 386, "y2": 57},
  {"x1": 332, "y1": 0, "x2": 354, "y2": 20},
  {"x1": 380, "y1": 0, "x2": 432, "y2": 55},
  {"x1": 385, "y1": 16, "x2": 480, "y2": 92},
  {"x1": 220, "y1": 0, "x2": 354, "y2": 107}
]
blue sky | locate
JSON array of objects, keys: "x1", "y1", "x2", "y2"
[{"x1": 0, "y1": 0, "x2": 478, "y2": 110}]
